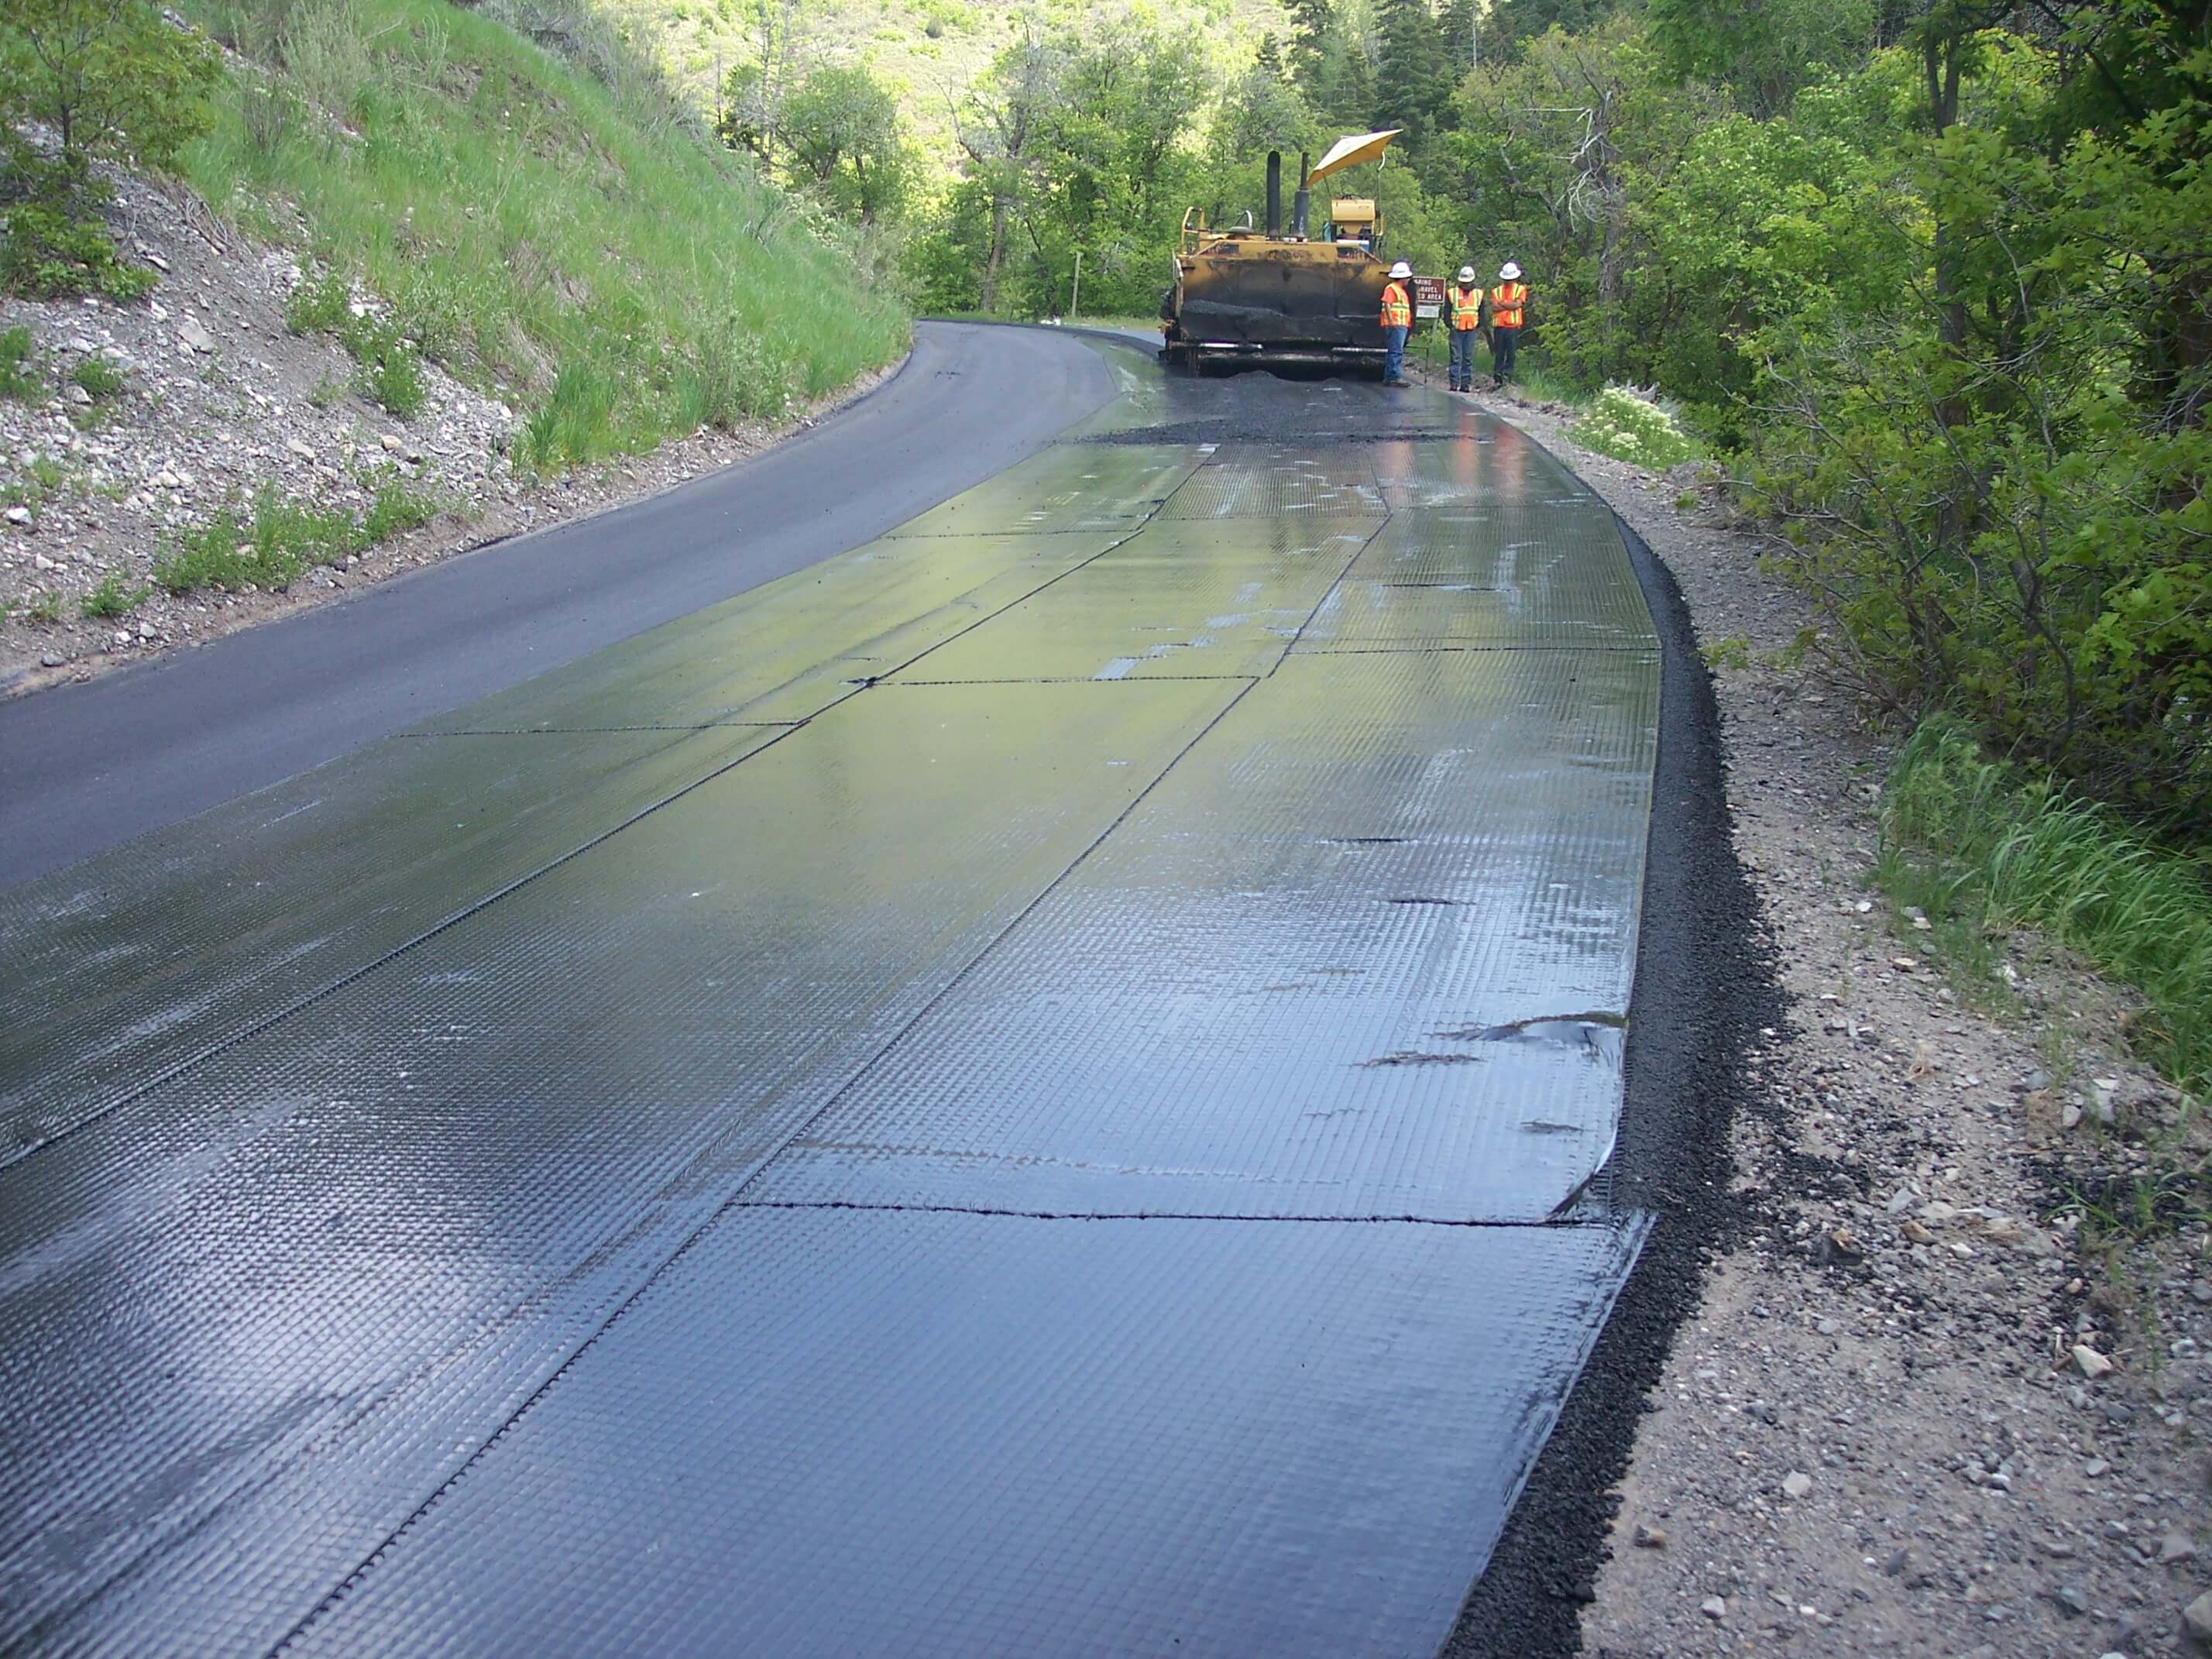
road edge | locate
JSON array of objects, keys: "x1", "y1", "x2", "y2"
[{"x1": 1439, "y1": 493, "x2": 1787, "y2": 1654}]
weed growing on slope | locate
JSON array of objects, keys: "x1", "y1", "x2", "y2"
[
  {"x1": 26, "y1": 589, "x2": 66, "y2": 623},
  {"x1": 0, "y1": 326, "x2": 39, "y2": 400},
  {"x1": 1877, "y1": 716, "x2": 2212, "y2": 1095},
  {"x1": 153, "y1": 473, "x2": 437, "y2": 593},
  {"x1": 285, "y1": 270, "x2": 428, "y2": 417},
  {"x1": 67, "y1": 358, "x2": 128, "y2": 401},
  {"x1": 79, "y1": 570, "x2": 151, "y2": 620}
]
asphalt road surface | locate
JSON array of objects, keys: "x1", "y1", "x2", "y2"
[{"x1": 0, "y1": 326, "x2": 1665, "y2": 1657}]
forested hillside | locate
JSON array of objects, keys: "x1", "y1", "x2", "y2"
[{"x1": 722, "y1": 0, "x2": 2206, "y2": 846}]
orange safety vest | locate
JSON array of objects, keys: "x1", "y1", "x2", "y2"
[
  {"x1": 1448, "y1": 284, "x2": 1482, "y2": 331},
  {"x1": 1379, "y1": 281, "x2": 1411, "y2": 330},
  {"x1": 1489, "y1": 281, "x2": 1527, "y2": 330}
]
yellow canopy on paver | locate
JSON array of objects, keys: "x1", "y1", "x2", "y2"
[{"x1": 1305, "y1": 129, "x2": 1402, "y2": 186}]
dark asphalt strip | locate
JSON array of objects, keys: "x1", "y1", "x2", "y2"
[
  {"x1": 1440, "y1": 507, "x2": 1788, "y2": 1657},
  {"x1": 0, "y1": 322, "x2": 1118, "y2": 891}
]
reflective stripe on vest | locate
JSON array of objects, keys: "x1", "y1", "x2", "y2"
[
  {"x1": 1489, "y1": 282, "x2": 1526, "y2": 329},
  {"x1": 1448, "y1": 286, "x2": 1482, "y2": 330},
  {"x1": 1380, "y1": 282, "x2": 1411, "y2": 329}
]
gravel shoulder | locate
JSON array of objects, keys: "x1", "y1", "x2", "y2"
[
  {"x1": 0, "y1": 171, "x2": 900, "y2": 697},
  {"x1": 1468, "y1": 389, "x2": 2211, "y2": 1659}
]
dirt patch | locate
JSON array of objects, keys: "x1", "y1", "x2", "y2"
[
  {"x1": 1460, "y1": 387, "x2": 2212, "y2": 1658},
  {"x1": 0, "y1": 172, "x2": 902, "y2": 697}
]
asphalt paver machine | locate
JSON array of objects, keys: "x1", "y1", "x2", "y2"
[{"x1": 1159, "y1": 130, "x2": 1405, "y2": 376}]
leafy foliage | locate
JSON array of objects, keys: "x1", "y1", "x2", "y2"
[
  {"x1": 0, "y1": 0, "x2": 220, "y2": 297},
  {"x1": 1574, "y1": 386, "x2": 1695, "y2": 468}
]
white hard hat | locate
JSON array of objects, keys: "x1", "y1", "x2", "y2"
[
  {"x1": 1499, "y1": 261, "x2": 1522, "y2": 280},
  {"x1": 1389, "y1": 260, "x2": 1412, "y2": 279},
  {"x1": 1458, "y1": 266, "x2": 1476, "y2": 283}
]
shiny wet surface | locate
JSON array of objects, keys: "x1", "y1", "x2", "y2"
[{"x1": 0, "y1": 342, "x2": 1659, "y2": 1657}]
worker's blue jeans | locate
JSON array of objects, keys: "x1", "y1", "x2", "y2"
[
  {"x1": 1448, "y1": 328, "x2": 1476, "y2": 387},
  {"x1": 1492, "y1": 325, "x2": 1520, "y2": 384},
  {"x1": 1382, "y1": 325, "x2": 1408, "y2": 383}
]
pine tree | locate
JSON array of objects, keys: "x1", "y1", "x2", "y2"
[{"x1": 1372, "y1": 0, "x2": 1445, "y2": 144}]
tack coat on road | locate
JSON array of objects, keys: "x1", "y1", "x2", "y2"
[{"x1": 0, "y1": 330, "x2": 1664, "y2": 1657}]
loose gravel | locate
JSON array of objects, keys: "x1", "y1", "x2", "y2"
[{"x1": 1467, "y1": 387, "x2": 2210, "y2": 1659}]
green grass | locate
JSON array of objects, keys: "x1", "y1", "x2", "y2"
[
  {"x1": 26, "y1": 589, "x2": 65, "y2": 623},
  {"x1": 69, "y1": 358, "x2": 129, "y2": 400},
  {"x1": 1877, "y1": 716, "x2": 2212, "y2": 1096},
  {"x1": 182, "y1": 0, "x2": 909, "y2": 469},
  {"x1": 286, "y1": 270, "x2": 428, "y2": 417},
  {"x1": 153, "y1": 473, "x2": 438, "y2": 594},
  {"x1": 79, "y1": 570, "x2": 151, "y2": 620},
  {"x1": 0, "y1": 325, "x2": 39, "y2": 400}
]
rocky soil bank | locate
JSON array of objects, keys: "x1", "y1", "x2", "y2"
[
  {"x1": 1476, "y1": 388, "x2": 2211, "y2": 1659},
  {"x1": 0, "y1": 172, "x2": 894, "y2": 696}
]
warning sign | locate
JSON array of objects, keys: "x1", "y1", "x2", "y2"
[{"x1": 1411, "y1": 274, "x2": 1445, "y2": 321}]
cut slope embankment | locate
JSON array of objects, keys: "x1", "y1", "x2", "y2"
[{"x1": 1, "y1": 0, "x2": 909, "y2": 688}]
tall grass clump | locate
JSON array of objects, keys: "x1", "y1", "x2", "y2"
[
  {"x1": 1881, "y1": 716, "x2": 2212, "y2": 1094},
  {"x1": 0, "y1": 326, "x2": 39, "y2": 400},
  {"x1": 179, "y1": 0, "x2": 908, "y2": 469}
]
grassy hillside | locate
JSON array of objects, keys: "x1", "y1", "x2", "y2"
[
  {"x1": 610, "y1": 0, "x2": 1296, "y2": 173},
  {"x1": 181, "y1": 0, "x2": 910, "y2": 468}
]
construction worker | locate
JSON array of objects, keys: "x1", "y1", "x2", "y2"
[
  {"x1": 1445, "y1": 265, "x2": 1483, "y2": 393},
  {"x1": 1487, "y1": 261, "x2": 1528, "y2": 388},
  {"x1": 1380, "y1": 260, "x2": 1413, "y2": 386}
]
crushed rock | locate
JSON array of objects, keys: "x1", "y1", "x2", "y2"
[{"x1": 1466, "y1": 386, "x2": 2212, "y2": 1659}]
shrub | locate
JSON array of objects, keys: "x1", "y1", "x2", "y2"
[
  {"x1": 1573, "y1": 386, "x2": 1697, "y2": 469},
  {"x1": 0, "y1": 0, "x2": 220, "y2": 297},
  {"x1": 0, "y1": 205, "x2": 159, "y2": 301}
]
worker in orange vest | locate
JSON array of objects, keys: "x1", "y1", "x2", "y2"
[
  {"x1": 1379, "y1": 260, "x2": 1413, "y2": 386},
  {"x1": 1445, "y1": 265, "x2": 1483, "y2": 393},
  {"x1": 1487, "y1": 262, "x2": 1528, "y2": 389}
]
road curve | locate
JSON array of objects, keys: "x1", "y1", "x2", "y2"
[
  {"x1": 0, "y1": 322, "x2": 1117, "y2": 890},
  {"x1": 2, "y1": 332, "x2": 1671, "y2": 1657}
]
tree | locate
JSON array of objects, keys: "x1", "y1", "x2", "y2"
[
  {"x1": 950, "y1": 22, "x2": 1065, "y2": 312},
  {"x1": 0, "y1": 0, "x2": 218, "y2": 297},
  {"x1": 1373, "y1": 0, "x2": 1449, "y2": 143},
  {"x1": 1646, "y1": 0, "x2": 1879, "y2": 116},
  {"x1": 0, "y1": 0, "x2": 218, "y2": 204},
  {"x1": 780, "y1": 64, "x2": 912, "y2": 224}
]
